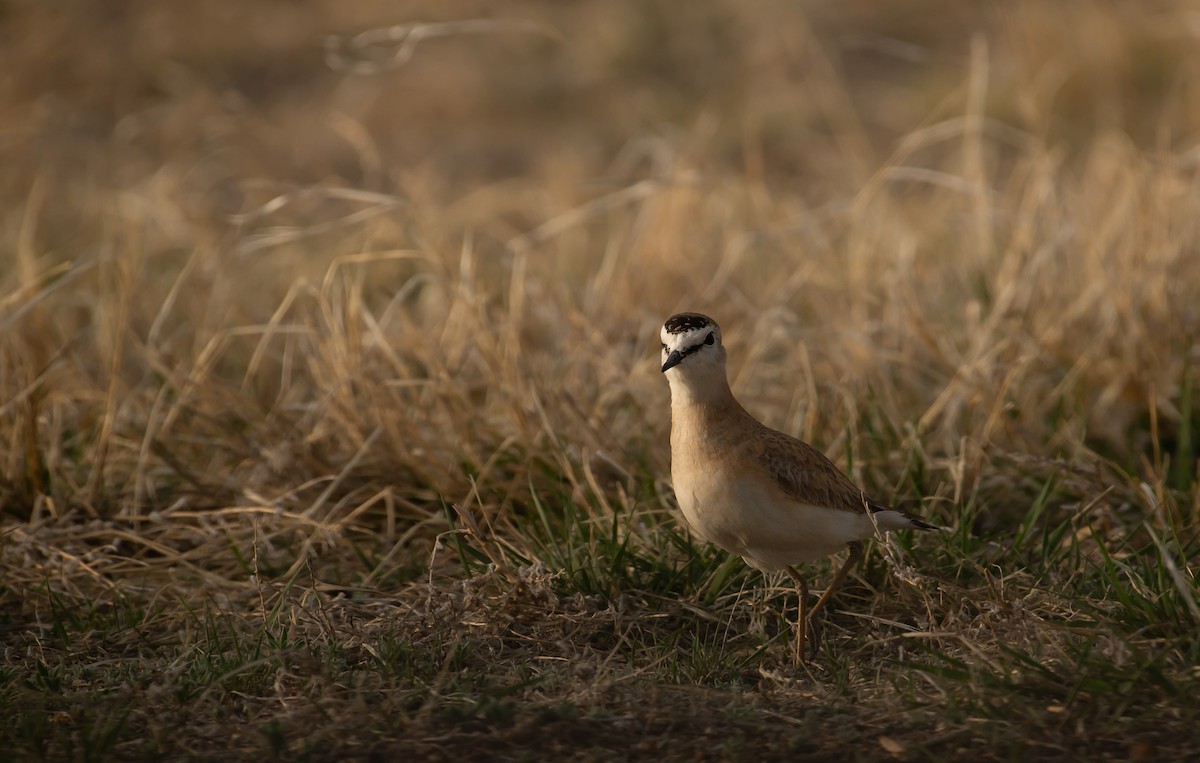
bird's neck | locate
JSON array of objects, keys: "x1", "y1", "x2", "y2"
[{"x1": 668, "y1": 368, "x2": 753, "y2": 438}]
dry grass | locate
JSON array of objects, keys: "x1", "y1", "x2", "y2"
[{"x1": 2, "y1": 1, "x2": 1199, "y2": 760}]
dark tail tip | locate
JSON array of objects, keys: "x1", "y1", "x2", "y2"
[{"x1": 908, "y1": 515, "x2": 940, "y2": 531}]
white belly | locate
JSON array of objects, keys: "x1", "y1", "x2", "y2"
[{"x1": 672, "y1": 465, "x2": 881, "y2": 570}]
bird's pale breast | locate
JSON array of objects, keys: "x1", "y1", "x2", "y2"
[{"x1": 671, "y1": 446, "x2": 875, "y2": 569}]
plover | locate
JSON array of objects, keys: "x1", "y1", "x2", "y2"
[{"x1": 660, "y1": 312, "x2": 935, "y2": 661}]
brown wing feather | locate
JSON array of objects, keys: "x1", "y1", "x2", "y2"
[{"x1": 746, "y1": 427, "x2": 888, "y2": 514}]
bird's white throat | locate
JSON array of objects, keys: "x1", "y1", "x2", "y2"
[{"x1": 665, "y1": 363, "x2": 734, "y2": 408}]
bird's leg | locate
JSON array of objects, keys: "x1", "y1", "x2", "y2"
[
  {"x1": 784, "y1": 565, "x2": 809, "y2": 663},
  {"x1": 808, "y1": 541, "x2": 864, "y2": 621}
]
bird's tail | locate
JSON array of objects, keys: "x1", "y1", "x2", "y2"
[{"x1": 906, "y1": 515, "x2": 939, "y2": 531}]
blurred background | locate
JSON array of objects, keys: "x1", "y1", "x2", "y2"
[
  {"x1": 2, "y1": 0, "x2": 1199, "y2": 518},
  {"x1": 6, "y1": 0, "x2": 1198, "y2": 236}
]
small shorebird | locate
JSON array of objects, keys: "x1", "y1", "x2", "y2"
[{"x1": 660, "y1": 312, "x2": 934, "y2": 661}]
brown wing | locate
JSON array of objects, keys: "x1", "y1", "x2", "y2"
[{"x1": 746, "y1": 427, "x2": 889, "y2": 514}]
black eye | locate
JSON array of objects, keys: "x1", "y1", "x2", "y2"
[{"x1": 704, "y1": 332, "x2": 715, "y2": 346}]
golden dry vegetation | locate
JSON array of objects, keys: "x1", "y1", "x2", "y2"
[{"x1": 2, "y1": 1, "x2": 1199, "y2": 760}]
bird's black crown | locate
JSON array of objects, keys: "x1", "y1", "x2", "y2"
[{"x1": 664, "y1": 313, "x2": 713, "y2": 334}]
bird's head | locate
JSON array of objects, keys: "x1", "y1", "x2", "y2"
[{"x1": 660, "y1": 312, "x2": 725, "y2": 377}]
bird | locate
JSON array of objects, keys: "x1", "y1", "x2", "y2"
[{"x1": 660, "y1": 312, "x2": 935, "y2": 661}]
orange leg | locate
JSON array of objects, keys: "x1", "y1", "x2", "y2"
[
  {"x1": 786, "y1": 542, "x2": 864, "y2": 661},
  {"x1": 809, "y1": 542, "x2": 863, "y2": 621},
  {"x1": 784, "y1": 565, "x2": 809, "y2": 663}
]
